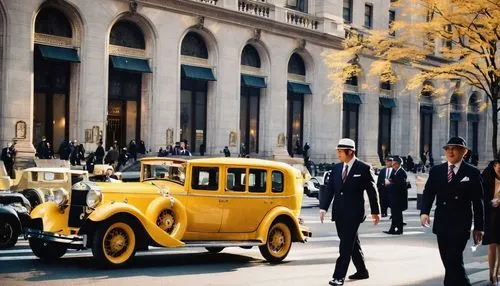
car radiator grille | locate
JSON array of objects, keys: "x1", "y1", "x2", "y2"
[{"x1": 68, "y1": 189, "x2": 89, "y2": 228}]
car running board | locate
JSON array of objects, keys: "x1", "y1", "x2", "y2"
[{"x1": 182, "y1": 241, "x2": 264, "y2": 248}]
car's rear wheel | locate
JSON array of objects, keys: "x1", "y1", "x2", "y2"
[
  {"x1": 205, "y1": 247, "x2": 224, "y2": 254},
  {"x1": 29, "y1": 239, "x2": 67, "y2": 260},
  {"x1": 92, "y1": 218, "x2": 136, "y2": 267},
  {"x1": 259, "y1": 222, "x2": 292, "y2": 263},
  {"x1": 0, "y1": 217, "x2": 19, "y2": 249}
]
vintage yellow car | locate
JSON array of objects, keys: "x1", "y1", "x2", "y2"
[
  {"x1": 26, "y1": 157, "x2": 311, "y2": 267},
  {"x1": 11, "y1": 167, "x2": 89, "y2": 208}
]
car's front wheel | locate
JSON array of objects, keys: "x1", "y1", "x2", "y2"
[
  {"x1": 259, "y1": 222, "x2": 292, "y2": 263},
  {"x1": 29, "y1": 239, "x2": 67, "y2": 260},
  {"x1": 92, "y1": 218, "x2": 137, "y2": 267},
  {"x1": 0, "y1": 217, "x2": 19, "y2": 249}
]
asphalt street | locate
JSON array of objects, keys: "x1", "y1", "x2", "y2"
[{"x1": 0, "y1": 197, "x2": 493, "y2": 286}]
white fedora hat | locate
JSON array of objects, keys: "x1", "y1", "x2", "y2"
[{"x1": 336, "y1": 138, "x2": 356, "y2": 151}]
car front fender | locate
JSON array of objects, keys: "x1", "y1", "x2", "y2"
[
  {"x1": 30, "y1": 202, "x2": 67, "y2": 232},
  {"x1": 256, "y1": 206, "x2": 306, "y2": 243},
  {"x1": 87, "y1": 202, "x2": 185, "y2": 247}
]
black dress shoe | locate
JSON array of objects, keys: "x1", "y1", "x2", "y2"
[
  {"x1": 403, "y1": 222, "x2": 407, "y2": 226},
  {"x1": 383, "y1": 230, "x2": 396, "y2": 234},
  {"x1": 348, "y1": 271, "x2": 369, "y2": 280},
  {"x1": 328, "y1": 278, "x2": 344, "y2": 286}
]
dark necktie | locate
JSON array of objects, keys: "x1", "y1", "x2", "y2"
[
  {"x1": 342, "y1": 165, "x2": 349, "y2": 183},
  {"x1": 447, "y1": 165, "x2": 455, "y2": 183}
]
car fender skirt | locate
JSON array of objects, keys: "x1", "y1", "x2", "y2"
[
  {"x1": 30, "y1": 202, "x2": 67, "y2": 233},
  {"x1": 145, "y1": 196, "x2": 187, "y2": 240},
  {"x1": 87, "y1": 202, "x2": 185, "y2": 247},
  {"x1": 257, "y1": 206, "x2": 308, "y2": 243}
]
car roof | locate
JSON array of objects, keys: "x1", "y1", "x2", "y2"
[{"x1": 22, "y1": 167, "x2": 88, "y2": 175}]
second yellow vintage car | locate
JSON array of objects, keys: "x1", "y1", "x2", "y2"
[{"x1": 26, "y1": 157, "x2": 311, "y2": 267}]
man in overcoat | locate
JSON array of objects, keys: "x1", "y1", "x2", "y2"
[
  {"x1": 319, "y1": 138, "x2": 380, "y2": 286},
  {"x1": 420, "y1": 136, "x2": 484, "y2": 286},
  {"x1": 377, "y1": 157, "x2": 393, "y2": 217},
  {"x1": 384, "y1": 156, "x2": 407, "y2": 235}
]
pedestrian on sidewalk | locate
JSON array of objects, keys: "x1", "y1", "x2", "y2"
[
  {"x1": 384, "y1": 156, "x2": 407, "y2": 235},
  {"x1": 377, "y1": 157, "x2": 393, "y2": 217},
  {"x1": 319, "y1": 138, "x2": 380, "y2": 286},
  {"x1": 481, "y1": 159, "x2": 500, "y2": 285},
  {"x1": 420, "y1": 136, "x2": 484, "y2": 286}
]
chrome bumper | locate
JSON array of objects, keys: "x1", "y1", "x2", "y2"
[{"x1": 25, "y1": 228, "x2": 87, "y2": 249}]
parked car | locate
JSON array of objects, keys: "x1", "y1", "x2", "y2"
[
  {"x1": 26, "y1": 157, "x2": 312, "y2": 267},
  {"x1": 114, "y1": 160, "x2": 140, "y2": 182},
  {"x1": 11, "y1": 167, "x2": 89, "y2": 208},
  {"x1": 304, "y1": 177, "x2": 321, "y2": 198},
  {"x1": 0, "y1": 162, "x2": 31, "y2": 249}
]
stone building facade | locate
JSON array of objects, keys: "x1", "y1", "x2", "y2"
[{"x1": 0, "y1": 0, "x2": 495, "y2": 166}]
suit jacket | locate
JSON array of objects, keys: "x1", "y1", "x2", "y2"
[
  {"x1": 387, "y1": 167, "x2": 408, "y2": 211},
  {"x1": 421, "y1": 162, "x2": 484, "y2": 237},
  {"x1": 320, "y1": 159, "x2": 380, "y2": 222}
]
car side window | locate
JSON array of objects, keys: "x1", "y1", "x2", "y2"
[
  {"x1": 249, "y1": 169, "x2": 267, "y2": 193},
  {"x1": 226, "y1": 168, "x2": 246, "y2": 192},
  {"x1": 191, "y1": 167, "x2": 219, "y2": 191},
  {"x1": 271, "y1": 171, "x2": 284, "y2": 193}
]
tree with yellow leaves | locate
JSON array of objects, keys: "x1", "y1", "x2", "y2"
[{"x1": 326, "y1": 0, "x2": 499, "y2": 158}]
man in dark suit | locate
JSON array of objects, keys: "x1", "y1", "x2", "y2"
[
  {"x1": 320, "y1": 138, "x2": 380, "y2": 286},
  {"x1": 420, "y1": 136, "x2": 484, "y2": 286},
  {"x1": 384, "y1": 156, "x2": 407, "y2": 235},
  {"x1": 377, "y1": 157, "x2": 393, "y2": 217}
]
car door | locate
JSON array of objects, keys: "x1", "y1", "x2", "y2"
[
  {"x1": 186, "y1": 165, "x2": 223, "y2": 233},
  {"x1": 219, "y1": 167, "x2": 274, "y2": 233}
]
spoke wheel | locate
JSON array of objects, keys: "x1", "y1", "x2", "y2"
[
  {"x1": 0, "y1": 219, "x2": 18, "y2": 249},
  {"x1": 156, "y1": 209, "x2": 177, "y2": 234},
  {"x1": 259, "y1": 222, "x2": 292, "y2": 263},
  {"x1": 93, "y1": 219, "x2": 136, "y2": 267}
]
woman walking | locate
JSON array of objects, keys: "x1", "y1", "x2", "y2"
[{"x1": 482, "y1": 159, "x2": 500, "y2": 285}]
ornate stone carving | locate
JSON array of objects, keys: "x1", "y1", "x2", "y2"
[
  {"x1": 196, "y1": 16, "x2": 205, "y2": 29},
  {"x1": 277, "y1": 133, "x2": 285, "y2": 147},
  {"x1": 109, "y1": 44, "x2": 147, "y2": 58},
  {"x1": 253, "y1": 28, "x2": 261, "y2": 40},
  {"x1": 229, "y1": 131, "x2": 237, "y2": 147},
  {"x1": 297, "y1": 39, "x2": 306, "y2": 50},
  {"x1": 129, "y1": 0, "x2": 138, "y2": 14},
  {"x1": 15, "y1": 121, "x2": 26, "y2": 139}
]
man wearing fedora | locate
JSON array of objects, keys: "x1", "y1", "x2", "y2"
[
  {"x1": 319, "y1": 138, "x2": 380, "y2": 286},
  {"x1": 377, "y1": 157, "x2": 394, "y2": 217},
  {"x1": 384, "y1": 156, "x2": 407, "y2": 235},
  {"x1": 420, "y1": 136, "x2": 484, "y2": 286}
]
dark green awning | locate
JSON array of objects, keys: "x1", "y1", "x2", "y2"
[
  {"x1": 379, "y1": 97, "x2": 397, "y2": 109},
  {"x1": 36, "y1": 44, "x2": 80, "y2": 63},
  {"x1": 241, "y1": 74, "x2": 266, "y2": 88},
  {"x1": 181, "y1": 64, "x2": 216, "y2": 81},
  {"x1": 287, "y1": 81, "x2": 312, "y2": 94},
  {"x1": 343, "y1": 92, "x2": 362, "y2": 104},
  {"x1": 110, "y1": 55, "x2": 152, "y2": 73},
  {"x1": 467, "y1": 113, "x2": 480, "y2": 122},
  {"x1": 450, "y1": 112, "x2": 462, "y2": 121}
]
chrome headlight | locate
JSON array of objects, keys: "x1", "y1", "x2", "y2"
[
  {"x1": 73, "y1": 181, "x2": 91, "y2": 191},
  {"x1": 53, "y1": 188, "x2": 69, "y2": 206},
  {"x1": 86, "y1": 189, "x2": 102, "y2": 208}
]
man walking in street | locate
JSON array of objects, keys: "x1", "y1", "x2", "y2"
[
  {"x1": 384, "y1": 156, "x2": 407, "y2": 235},
  {"x1": 420, "y1": 136, "x2": 484, "y2": 286},
  {"x1": 319, "y1": 138, "x2": 380, "y2": 286},
  {"x1": 377, "y1": 157, "x2": 393, "y2": 217}
]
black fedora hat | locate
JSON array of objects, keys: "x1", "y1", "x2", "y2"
[
  {"x1": 392, "y1": 156, "x2": 403, "y2": 164},
  {"x1": 443, "y1": 136, "x2": 468, "y2": 149}
]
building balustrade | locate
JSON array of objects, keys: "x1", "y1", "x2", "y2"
[
  {"x1": 284, "y1": 9, "x2": 320, "y2": 30},
  {"x1": 238, "y1": 0, "x2": 273, "y2": 19}
]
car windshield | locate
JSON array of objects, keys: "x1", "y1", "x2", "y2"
[{"x1": 142, "y1": 163, "x2": 185, "y2": 185}]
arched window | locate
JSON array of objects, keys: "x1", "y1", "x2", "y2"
[
  {"x1": 468, "y1": 92, "x2": 480, "y2": 113},
  {"x1": 241, "y1": 45, "x2": 261, "y2": 68},
  {"x1": 288, "y1": 53, "x2": 306, "y2": 75},
  {"x1": 110, "y1": 21, "x2": 145, "y2": 49},
  {"x1": 449, "y1": 93, "x2": 461, "y2": 137},
  {"x1": 181, "y1": 32, "x2": 208, "y2": 59},
  {"x1": 450, "y1": 93, "x2": 460, "y2": 111},
  {"x1": 35, "y1": 7, "x2": 72, "y2": 38}
]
